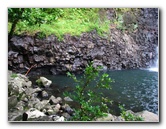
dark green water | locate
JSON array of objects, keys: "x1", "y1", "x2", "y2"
[{"x1": 42, "y1": 69, "x2": 158, "y2": 115}]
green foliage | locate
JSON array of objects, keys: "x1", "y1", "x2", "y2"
[
  {"x1": 8, "y1": 8, "x2": 62, "y2": 38},
  {"x1": 11, "y1": 73, "x2": 18, "y2": 78},
  {"x1": 17, "y1": 92, "x2": 24, "y2": 101},
  {"x1": 119, "y1": 105, "x2": 144, "y2": 121},
  {"x1": 64, "y1": 62, "x2": 113, "y2": 121},
  {"x1": 35, "y1": 79, "x2": 43, "y2": 86},
  {"x1": 8, "y1": 8, "x2": 62, "y2": 26},
  {"x1": 112, "y1": 8, "x2": 139, "y2": 32},
  {"x1": 8, "y1": 8, "x2": 110, "y2": 40}
]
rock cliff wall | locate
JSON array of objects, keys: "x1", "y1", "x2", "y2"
[{"x1": 8, "y1": 8, "x2": 158, "y2": 75}]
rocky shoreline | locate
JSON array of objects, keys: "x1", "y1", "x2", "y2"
[{"x1": 8, "y1": 70, "x2": 159, "y2": 122}]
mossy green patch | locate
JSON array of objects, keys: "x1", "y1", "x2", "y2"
[{"x1": 8, "y1": 8, "x2": 110, "y2": 40}]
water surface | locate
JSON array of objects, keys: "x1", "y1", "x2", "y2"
[{"x1": 41, "y1": 69, "x2": 158, "y2": 115}]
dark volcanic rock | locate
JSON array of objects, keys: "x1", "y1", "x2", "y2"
[{"x1": 8, "y1": 8, "x2": 158, "y2": 75}]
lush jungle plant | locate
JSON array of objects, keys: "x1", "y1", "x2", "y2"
[
  {"x1": 64, "y1": 62, "x2": 113, "y2": 121},
  {"x1": 119, "y1": 105, "x2": 144, "y2": 121},
  {"x1": 8, "y1": 8, "x2": 63, "y2": 39}
]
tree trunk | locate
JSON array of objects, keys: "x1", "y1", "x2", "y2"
[
  {"x1": 8, "y1": 8, "x2": 25, "y2": 41},
  {"x1": 8, "y1": 19, "x2": 19, "y2": 41}
]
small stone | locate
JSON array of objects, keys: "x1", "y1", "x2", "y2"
[
  {"x1": 41, "y1": 90, "x2": 49, "y2": 98},
  {"x1": 52, "y1": 115, "x2": 65, "y2": 121},
  {"x1": 62, "y1": 104, "x2": 74, "y2": 115},
  {"x1": 56, "y1": 97, "x2": 62, "y2": 104},
  {"x1": 47, "y1": 109, "x2": 54, "y2": 115},
  {"x1": 61, "y1": 112, "x2": 71, "y2": 120},
  {"x1": 49, "y1": 95, "x2": 59, "y2": 105},
  {"x1": 64, "y1": 96, "x2": 73, "y2": 102},
  {"x1": 55, "y1": 103, "x2": 61, "y2": 110}
]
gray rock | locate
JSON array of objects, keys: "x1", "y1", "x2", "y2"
[
  {"x1": 64, "y1": 96, "x2": 73, "y2": 102},
  {"x1": 61, "y1": 112, "x2": 71, "y2": 120},
  {"x1": 56, "y1": 97, "x2": 62, "y2": 104},
  {"x1": 28, "y1": 98, "x2": 40, "y2": 108},
  {"x1": 24, "y1": 108, "x2": 46, "y2": 120},
  {"x1": 15, "y1": 101, "x2": 25, "y2": 111},
  {"x1": 8, "y1": 111, "x2": 23, "y2": 121},
  {"x1": 41, "y1": 90, "x2": 49, "y2": 98},
  {"x1": 135, "y1": 110, "x2": 159, "y2": 122},
  {"x1": 47, "y1": 109, "x2": 55, "y2": 115},
  {"x1": 113, "y1": 115, "x2": 125, "y2": 121},
  {"x1": 52, "y1": 115, "x2": 65, "y2": 121},
  {"x1": 22, "y1": 81, "x2": 32, "y2": 88},
  {"x1": 61, "y1": 104, "x2": 74, "y2": 115},
  {"x1": 48, "y1": 104, "x2": 61, "y2": 114},
  {"x1": 34, "y1": 100, "x2": 49, "y2": 110},
  {"x1": 27, "y1": 116, "x2": 53, "y2": 121},
  {"x1": 40, "y1": 77, "x2": 52, "y2": 88},
  {"x1": 8, "y1": 77, "x2": 25, "y2": 95},
  {"x1": 96, "y1": 113, "x2": 115, "y2": 121},
  {"x1": 8, "y1": 95, "x2": 18, "y2": 109},
  {"x1": 17, "y1": 74, "x2": 29, "y2": 82},
  {"x1": 49, "y1": 95, "x2": 60, "y2": 105}
]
